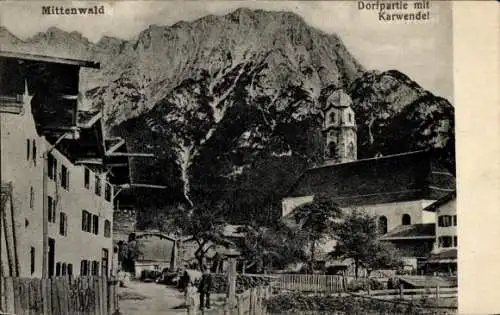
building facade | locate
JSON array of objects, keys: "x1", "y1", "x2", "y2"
[{"x1": 0, "y1": 51, "x2": 127, "y2": 278}]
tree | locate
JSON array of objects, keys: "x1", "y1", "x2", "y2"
[
  {"x1": 239, "y1": 222, "x2": 309, "y2": 273},
  {"x1": 239, "y1": 224, "x2": 282, "y2": 273},
  {"x1": 293, "y1": 195, "x2": 342, "y2": 272},
  {"x1": 331, "y1": 209, "x2": 403, "y2": 278},
  {"x1": 169, "y1": 203, "x2": 231, "y2": 271}
]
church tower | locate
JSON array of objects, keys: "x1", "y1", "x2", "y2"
[{"x1": 322, "y1": 90, "x2": 357, "y2": 165}]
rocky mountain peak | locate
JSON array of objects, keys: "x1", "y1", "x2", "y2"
[{"x1": 0, "y1": 8, "x2": 454, "y2": 225}]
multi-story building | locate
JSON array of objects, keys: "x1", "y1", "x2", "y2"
[
  {"x1": 423, "y1": 192, "x2": 457, "y2": 273},
  {"x1": 0, "y1": 50, "x2": 129, "y2": 278}
]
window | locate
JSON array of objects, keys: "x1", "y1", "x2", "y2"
[
  {"x1": 438, "y1": 215, "x2": 453, "y2": 227},
  {"x1": 62, "y1": 263, "x2": 67, "y2": 276},
  {"x1": 56, "y1": 262, "x2": 61, "y2": 276},
  {"x1": 328, "y1": 142, "x2": 337, "y2": 159},
  {"x1": 84, "y1": 168, "x2": 90, "y2": 189},
  {"x1": 59, "y1": 212, "x2": 67, "y2": 236},
  {"x1": 348, "y1": 112, "x2": 352, "y2": 123},
  {"x1": 61, "y1": 165, "x2": 69, "y2": 190},
  {"x1": 102, "y1": 249, "x2": 109, "y2": 277},
  {"x1": 68, "y1": 263, "x2": 73, "y2": 276},
  {"x1": 402, "y1": 214, "x2": 411, "y2": 225},
  {"x1": 92, "y1": 261, "x2": 99, "y2": 276},
  {"x1": 453, "y1": 236, "x2": 458, "y2": 247},
  {"x1": 104, "y1": 220, "x2": 111, "y2": 238},
  {"x1": 26, "y1": 139, "x2": 30, "y2": 160},
  {"x1": 82, "y1": 210, "x2": 91, "y2": 233},
  {"x1": 95, "y1": 175, "x2": 101, "y2": 196},
  {"x1": 438, "y1": 236, "x2": 453, "y2": 248},
  {"x1": 30, "y1": 247, "x2": 35, "y2": 275},
  {"x1": 48, "y1": 196, "x2": 56, "y2": 223},
  {"x1": 452, "y1": 215, "x2": 457, "y2": 226},
  {"x1": 32, "y1": 140, "x2": 37, "y2": 165},
  {"x1": 48, "y1": 154, "x2": 57, "y2": 181},
  {"x1": 348, "y1": 142, "x2": 355, "y2": 158},
  {"x1": 378, "y1": 216, "x2": 388, "y2": 235},
  {"x1": 92, "y1": 215, "x2": 99, "y2": 235},
  {"x1": 105, "y1": 183, "x2": 112, "y2": 202},
  {"x1": 29, "y1": 186, "x2": 34, "y2": 209},
  {"x1": 80, "y1": 260, "x2": 89, "y2": 276},
  {"x1": 329, "y1": 112, "x2": 336, "y2": 124}
]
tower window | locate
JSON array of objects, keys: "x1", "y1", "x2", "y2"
[
  {"x1": 348, "y1": 142, "x2": 355, "y2": 159},
  {"x1": 402, "y1": 214, "x2": 411, "y2": 225},
  {"x1": 328, "y1": 142, "x2": 337, "y2": 159},
  {"x1": 329, "y1": 112, "x2": 336, "y2": 124},
  {"x1": 348, "y1": 112, "x2": 353, "y2": 123}
]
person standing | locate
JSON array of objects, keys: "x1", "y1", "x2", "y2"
[{"x1": 198, "y1": 267, "x2": 212, "y2": 310}]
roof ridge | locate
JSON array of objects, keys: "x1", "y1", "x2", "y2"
[{"x1": 307, "y1": 149, "x2": 429, "y2": 171}]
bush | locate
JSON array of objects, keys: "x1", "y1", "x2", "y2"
[{"x1": 264, "y1": 294, "x2": 456, "y2": 315}]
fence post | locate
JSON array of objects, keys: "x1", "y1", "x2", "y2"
[
  {"x1": 227, "y1": 257, "x2": 237, "y2": 310},
  {"x1": 436, "y1": 284, "x2": 440, "y2": 300},
  {"x1": 399, "y1": 283, "x2": 404, "y2": 299}
]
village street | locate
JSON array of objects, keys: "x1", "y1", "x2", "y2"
[{"x1": 118, "y1": 280, "x2": 226, "y2": 315}]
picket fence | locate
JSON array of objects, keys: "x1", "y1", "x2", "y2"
[
  {"x1": 273, "y1": 274, "x2": 345, "y2": 294},
  {"x1": 0, "y1": 276, "x2": 119, "y2": 315}
]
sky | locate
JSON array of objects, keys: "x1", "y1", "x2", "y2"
[{"x1": 0, "y1": 1, "x2": 454, "y2": 102}]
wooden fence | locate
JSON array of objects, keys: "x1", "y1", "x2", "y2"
[
  {"x1": 0, "y1": 276, "x2": 119, "y2": 315},
  {"x1": 272, "y1": 274, "x2": 345, "y2": 294},
  {"x1": 358, "y1": 286, "x2": 458, "y2": 301}
]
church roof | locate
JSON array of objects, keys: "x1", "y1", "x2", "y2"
[
  {"x1": 379, "y1": 223, "x2": 435, "y2": 240},
  {"x1": 324, "y1": 90, "x2": 353, "y2": 110},
  {"x1": 286, "y1": 150, "x2": 455, "y2": 207}
]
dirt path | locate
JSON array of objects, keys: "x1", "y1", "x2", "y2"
[{"x1": 118, "y1": 281, "x2": 226, "y2": 315}]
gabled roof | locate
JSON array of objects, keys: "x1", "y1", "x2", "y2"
[
  {"x1": 286, "y1": 150, "x2": 455, "y2": 207},
  {"x1": 379, "y1": 223, "x2": 435, "y2": 241},
  {"x1": 0, "y1": 50, "x2": 100, "y2": 68},
  {"x1": 423, "y1": 191, "x2": 456, "y2": 212}
]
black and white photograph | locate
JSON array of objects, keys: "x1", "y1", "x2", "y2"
[{"x1": 0, "y1": 1, "x2": 464, "y2": 314}]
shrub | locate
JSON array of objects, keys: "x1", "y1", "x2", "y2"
[{"x1": 264, "y1": 294, "x2": 456, "y2": 315}]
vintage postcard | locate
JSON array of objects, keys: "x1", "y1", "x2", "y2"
[{"x1": 0, "y1": 1, "x2": 497, "y2": 315}]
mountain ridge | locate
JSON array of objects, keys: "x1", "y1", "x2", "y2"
[{"x1": 0, "y1": 9, "x2": 454, "y2": 226}]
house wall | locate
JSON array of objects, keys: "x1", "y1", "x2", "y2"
[
  {"x1": 282, "y1": 196, "x2": 436, "y2": 232},
  {"x1": 1, "y1": 97, "x2": 114, "y2": 277},
  {"x1": 435, "y1": 198, "x2": 457, "y2": 252}
]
